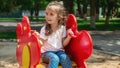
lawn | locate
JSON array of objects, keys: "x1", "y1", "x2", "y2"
[
  {"x1": 0, "y1": 32, "x2": 16, "y2": 39},
  {"x1": 0, "y1": 18, "x2": 120, "y2": 39},
  {"x1": 77, "y1": 19, "x2": 120, "y2": 31}
]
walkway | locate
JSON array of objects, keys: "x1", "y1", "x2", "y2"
[{"x1": 0, "y1": 21, "x2": 120, "y2": 56}]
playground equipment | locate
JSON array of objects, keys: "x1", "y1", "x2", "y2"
[
  {"x1": 65, "y1": 14, "x2": 93, "y2": 68},
  {"x1": 16, "y1": 14, "x2": 93, "y2": 68},
  {"x1": 16, "y1": 16, "x2": 41, "y2": 68}
]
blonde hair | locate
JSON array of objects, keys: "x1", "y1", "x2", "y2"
[{"x1": 45, "y1": 1, "x2": 67, "y2": 36}]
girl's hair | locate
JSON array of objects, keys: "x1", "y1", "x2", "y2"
[{"x1": 45, "y1": 1, "x2": 67, "y2": 36}]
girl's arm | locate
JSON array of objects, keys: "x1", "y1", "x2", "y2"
[
  {"x1": 63, "y1": 29, "x2": 73, "y2": 47},
  {"x1": 62, "y1": 35, "x2": 71, "y2": 47}
]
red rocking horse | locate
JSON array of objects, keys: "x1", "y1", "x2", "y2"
[{"x1": 16, "y1": 14, "x2": 93, "y2": 68}]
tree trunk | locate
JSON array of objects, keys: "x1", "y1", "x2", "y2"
[
  {"x1": 34, "y1": 9, "x2": 39, "y2": 21},
  {"x1": 90, "y1": 0, "x2": 96, "y2": 28},
  {"x1": 83, "y1": 0, "x2": 88, "y2": 20},
  {"x1": 102, "y1": 7, "x2": 106, "y2": 18},
  {"x1": 76, "y1": 0, "x2": 83, "y2": 18},
  {"x1": 64, "y1": 0, "x2": 74, "y2": 14},
  {"x1": 95, "y1": 0, "x2": 100, "y2": 20},
  {"x1": 34, "y1": 3, "x2": 39, "y2": 21},
  {"x1": 105, "y1": 0, "x2": 114, "y2": 25},
  {"x1": 30, "y1": 9, "x2": 34, "y2": 19}
]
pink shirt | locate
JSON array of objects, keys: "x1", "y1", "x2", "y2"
[{"x1": 40, "y1": 25, "x2": 66, "y2": 53}]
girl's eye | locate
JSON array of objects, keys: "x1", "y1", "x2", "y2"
[
  {"x1": 46, "y1": 12, "x2": 48, "y2": 15},
  {"x1": 50, "y1": 13, "x2": 54, "y2": 16}
]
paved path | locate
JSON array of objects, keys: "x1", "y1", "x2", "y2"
[
  {"x1": 90, "y1": 31, "x2": 120, "y2": 56},
  {"x1": 0, "y1": 21, "x2": 44, "y2": 32},
  {"x1": 0, "y1": 22, "x2": 120, "y2": 56},
  {"x1": 0, "y1": 42, "x2": 17, "y2": 57}
]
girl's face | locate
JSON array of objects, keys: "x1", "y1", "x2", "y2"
[{"x1": 45, "y1": 7, "x2": 59, "y2": 25}]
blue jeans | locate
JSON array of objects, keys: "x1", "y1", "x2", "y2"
[{"x1": 42, "y1": 50, "x2": 72, "y2": 68}]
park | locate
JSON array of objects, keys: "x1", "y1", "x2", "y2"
[{"x1": 0, "y1": 0, "x2": 120, "y2": 68}]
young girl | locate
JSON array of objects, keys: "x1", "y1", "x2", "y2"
[{"x1": 40, "y1": 1, "x2": 73, "y2": 68}]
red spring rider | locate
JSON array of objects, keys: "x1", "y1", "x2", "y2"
[
  {"x1": 16, "y1": 16, "x2": 41, "y2": 68},
  {"x1": 65, "y1": 14, "x2": 93, "y2": 68}
]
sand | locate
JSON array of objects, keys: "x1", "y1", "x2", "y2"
[{"x1": 0, "y1": 41, "x2": 120, "y2": 68}]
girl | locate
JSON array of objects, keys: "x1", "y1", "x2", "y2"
[{"x1": 40, "y1": 1, "x2": 73, "y2": 68}]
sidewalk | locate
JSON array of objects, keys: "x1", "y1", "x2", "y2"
[
  {"x1": 0, "y1": 21, "x2": 44, "y2": 32},
  {"x1": 90, "y1": 31, "x2": 120, "y2": 56},
  {"x1": 0, "y1": 22, "x2": 120, "y2": 56}
]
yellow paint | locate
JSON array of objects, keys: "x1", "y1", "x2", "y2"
[
  {"x1": 71, "y1": 61, "x2": 77, "y2": 66},
  {"x1": 58, "y1": 62, "x2": 77, "y2": 68},
  {"x1": 38, "y1": 61, "x2": 77, "y2": 68},
  {"x1": 22, "y1": 45, "x2": 30, "y2": 68},
  {"x1": 24, "y1": 26, "x2": 27, "y2": 31},
  {"x1": 36, "y1": 63, "x2": 46, "y2": 68},
  {"x1": 58, "y1": 66, "x2": 62, "y2": 68}
]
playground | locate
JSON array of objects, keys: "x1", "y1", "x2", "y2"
[
  {"x1": 0, "y1": 42, "x2": 120, "y2": 68},
  {"x1": 0, "y1": 15, "x2": 120, "y2": 68},
  {"x1": 0, "y1": 29, "x2": 120, "y2": 68},
  {"x1": 0, "y1": 0, "x2": 120, "y2": 68}
]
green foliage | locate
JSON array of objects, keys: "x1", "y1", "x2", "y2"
[
  {"x1": 0, "y1": 17, "x2": 45, "y2": 21},
  {"x1": 0, "y1": 18, "x2": 21, "y2": 21},
  {"x1": 0, "y1": 32, "x2": 16, "y2": 39},
  {"x1": 77, "y1": 19, "x2": 120, "y2": 31},
  {"x1": 0, "y1": 0, "x2": 19, "y2": 13}
]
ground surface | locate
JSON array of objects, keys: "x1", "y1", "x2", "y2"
[
  {"x1": 0, "y1": 22, "x2": 120, "y2": 68},
  {"x1": 0, "y1": 41, "x2": 120, "y2": 68}
]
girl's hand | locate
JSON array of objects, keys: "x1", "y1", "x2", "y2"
[
  {"x1": 67, "y1": 29, "x2": 74, "y2": 38},
  {"x1": 34, "y1": 31, "x2": 40, "y2": 39},
  {"x1": 34, "y1": 31, "x2": 43, "y2": 45}
]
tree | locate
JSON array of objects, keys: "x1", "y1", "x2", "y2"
[
  {"x1": 34, "y1": 0, "x2": 48, "y2": 19},
  {"x1": 16, "y1": 0, "x2": 35, "y2": 18},
  {"x1": 16, "y1": 0, "x2": 48, "y2": 19},
  {"x1": 63, "y1": 0, "x2": 74, "y2": 14},
  {"x1": 82, "y1": 0, "x2": 88, "y2": 20},
  {"x1": 105, "y1": 0, "x2": 117, "y2": 25},
  {"x1": 76, "y1": 0, "x2": 83, "y2": 17},
  {"x1": 90, "y1": 0, "x2": 96, "y2": 28},
  {"x1": 95, "y1": 0, "x2": 100, "y2": 20},
  {"x1": 0, "y1": 0, "x2": 19, "y2": 13}
]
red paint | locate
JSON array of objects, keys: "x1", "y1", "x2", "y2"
[
  {"x1": 65, "y1": 14, "x2": 93, "y2": 68},
  {"x1": 16, "y1": 16, "x2": 41, "y2": 68}
]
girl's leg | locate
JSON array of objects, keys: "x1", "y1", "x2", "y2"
[
  {"x1": 42, "y1": 51, "x2": 59, "y2": 68},
  {"x1": 56, "y1": 51, "x2": 72, "y2": 68}
]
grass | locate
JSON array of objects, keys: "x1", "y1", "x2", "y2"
[
  {"x1": 0, "y1": 18, "x2": 21, "y2": 21},
  {"x1": 0, "y1": 32, "x2": 16, "y2": 39},
  {"x1": 77, "y1": 19, "x2": 120, "y2": 31},
  {"x1": 0, "y1": 18, "x2": 120, "y2": 39},
  {"x1": 0, "y1": 17, "x2": 45, "y2": 22}
]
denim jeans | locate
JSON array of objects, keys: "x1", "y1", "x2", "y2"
[{"x1": 42, "y1": 50, "x2": 72, "y2": 68}]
